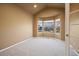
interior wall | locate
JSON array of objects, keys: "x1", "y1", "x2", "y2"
[
  {"x1": 0, "y1": 4, "x2": 33, "y2": 49},
  {"x1": 70, "y1": 12, "x2": 79, "y2": 52},
  {"x1": 34, "y1": 8, "x2": 65, "y2": 40}
]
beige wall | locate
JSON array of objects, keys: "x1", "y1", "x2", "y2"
[
  {"x1": 70, "y1": 12, "x2": 79, "y2": 52},
  {"x1": 34, "y1": 8, "x2": 65, "y2": 40},
  {"x1": 0, "y1": 4, "x2": 33, "y2": 49}
]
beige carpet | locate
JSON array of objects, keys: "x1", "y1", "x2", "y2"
[{"x1": 0, "y1": 37, "x2": 78, "y2": 56}]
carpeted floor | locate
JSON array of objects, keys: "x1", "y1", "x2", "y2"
[{"x1": 0, "y1": 37, "x2": 78, "y2": 56}]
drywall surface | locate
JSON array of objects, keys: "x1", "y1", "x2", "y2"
[
  {"x1": 70, "y1": 12, "x2": 79, "y2": 52},
  {"x1": 0, "y1": 4, "x2": 33, "y2": 49}
]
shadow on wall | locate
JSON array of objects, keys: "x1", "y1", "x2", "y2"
[{"x1": 0, "y1": 4, "x2": 33, "y2": 50}]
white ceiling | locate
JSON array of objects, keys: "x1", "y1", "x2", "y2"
[{"x1": 16, "y1": 3, "x2": 65, "y2": 14}]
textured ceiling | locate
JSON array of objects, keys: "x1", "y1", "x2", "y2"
[
  {"x1": 16, "y1": 3, "x2": 65, "y2": 14},
  {"x1": 70, "y1": 3, "x2": 79, "y2": 12}
]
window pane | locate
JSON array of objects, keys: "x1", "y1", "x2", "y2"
[
  {"x1": 44, "y1": 20, "x2": 54, "y2": 32},
  {"x1": 55, "y1": 18, "x2": 61, "y2": 33},
  {"x1": 37, "y1": 19, "x2": 43, "y2": 32}
]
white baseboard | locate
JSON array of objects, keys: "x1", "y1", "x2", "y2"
[
  {"x1": 0, "y1": 36, "x2": 33, "y2": 52},
  {"x1": 70, "y1": 45, "x2": 79, "y2": 56}
]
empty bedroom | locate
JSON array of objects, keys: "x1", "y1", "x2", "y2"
[{"x1": 0, "y1": 3, "x2": 78, "y2": 56}]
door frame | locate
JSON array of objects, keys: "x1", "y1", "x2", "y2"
[{"x1": 65, "y1": 3, "x2": 70, "y2": 56}]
